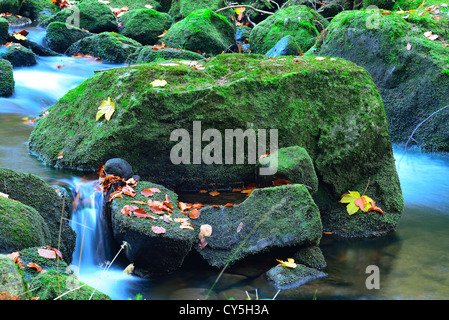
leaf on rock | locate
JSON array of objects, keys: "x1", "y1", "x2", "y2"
[
  {"x1": 188, "y1": 209, "x2": 201, "y2": 219},
  {"x1": 37, "y1": 248, "x2": 56, "y2": 260},
  {"x1": 151, "y1": 226, "x2": 166, "y2": 234},
  {"x1": 151, "y1": 79, "x2": 167, "y2": 87},
  {"x1": 96, "y1": 97, "x2": 115, "y2": 121},
  {"x1": 276, "y1": 258, "x2": 297, "y2": 269},
  {"x1": 340, "y1": 190, "x2": 383, "y2": 215},
  {"x1": 199, "y1": 238, "x2": 208, "y2": 250},
  {"x1": 122, "y1": 186, "x2": 136, "y2": 197},
  {"x1": 200, "y1": 224, "x2": 212, "y2": 237},
  {"x1": 27, "y1": 262, "x2": 42, "y2": 272},
  {"x1": 123, "y1": 263, "x2": 134, "y2": 274},
  {"x1": 209, "y1": 191, "x2": 220, "y2": 196}
]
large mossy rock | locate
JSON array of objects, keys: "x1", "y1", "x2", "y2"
[
  {"x1": 107, "y1": 0, "x2": 163, "y2": 11},
  {"x1": 161, "y1": 8, "x2": 235, "y2": 55},
  {"x1": 28, "y1": 54, "x2": 404, "y2": 237},
  {"x1": 0, "y1": 168, "x2": 76, "y2": 263},
  {"x1": 249, "y1": 5, "x2": 327, "y2": 55},
  {"x1": 119, "y1": 8, "x2": 173, "y2": 46},
  {"x1": 313, "y1": 9, "x2": 449, "y2": 152},
  {"x1": 0, "y1": 59, "x2": 14, "y2": 97},
  {"x1": 19, "y1": 0, "x2": 59, "y2": 21},
  {"x1": 41, "y1": 0, "x2": 118, "y2": 33},
  {"x1": 66, "y1": 32, "x2": 142, "y2": 63},
  {"x1": 45, "y1": 21, "x2": 93, "y2": 54},
  {"x1": 192, "y1": 184, "x2": 323, "y2": 268},
  {"x1": 110, "y1": 181, "x2": 196, "y2": 276}
]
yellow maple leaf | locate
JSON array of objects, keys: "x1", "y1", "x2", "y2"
[
  {"x1": 13, "y1": 33, "x2": 27, "y2": 41},
  {"x1": 276, "y1": 258, "x2": 297, "y2": 268},
  {"x1": 151, "y1": 79, "x2": 167, "y2": 87},
  {"x1": 96, "y1": 97, "x2": 115, "y2": 121}
]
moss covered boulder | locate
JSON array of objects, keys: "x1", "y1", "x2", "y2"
[
  {"x1": 119, "y1": 8, "x2": 173, "y2": 46},
  {"x1": 0, "y1": 168, "x2": 76, "y2": 263},
  {"x1": 28, "y1": 270, "x2": 110, "y2": 300},
  {"x1": 66, "y1": 32, "x2": 142, "y2": 63},
  {"x1": 0, "y1": 43, "x2": 37, "y2": 67},
  {"x1": 0, "y1": 0, "x2": 21, "y2": 15},
  {"x1": 249, "y1": 5, "x2": 327, "y2": 55},
  {"x1": 0, "y1": 59, "x2": 14, "y2": 97},
  {"x1": 161, "y1": 8, "x2": 235, "y2": 55},
  {"x1": 28, "y1": 54, "x2": 404, "y2": 237},
  {"x1": 110, "y1": 181, "x2": 196, "y2": 277},
  {"x1": 128, "y1": 46, "x2": 204, "y2": 64},
  {"x1": 108, "y1": 0, "x2": 163, "y2": 11},
  {"x1": 313, "y1": 8, "x2": 449, "y2": 152},
  {"x1": 0, "y1": 197, "x2": 51, "y2": 253},
  {"x1": 19, "y1": 0, "x2": 58, "y2": 21},
  {"x1": 45, "y1": 21, "x2": 93, "y2": 54},
  {"x1": 16, "y1": 247, "x2": 70, "y2": 281},
  {"x1": 266, "y1": 263, "x2": 327, "y2": 289},
  {"x1": 0, "y1": 254, "x2": 28, "y2": 297},
  {"x1": 256, "y1": 146, "x2": 319, "y2": 194},
  {"x1": 0, "y1": 17, "x2": 8, "y2": 45},
  {"x1": 192, "y1": 184, "x2": 322, "y2": 268},
  {"x1": 42, "y1": 0, "x2": 118, "y2": 33}
]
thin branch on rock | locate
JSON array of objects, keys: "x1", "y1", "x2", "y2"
[{"x1": 215, "y1": 4, "x2": 275, "y2": 15}]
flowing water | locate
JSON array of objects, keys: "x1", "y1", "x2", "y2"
[{"x1": 1, "y1": 26, "x2": 449, "y2": 300}]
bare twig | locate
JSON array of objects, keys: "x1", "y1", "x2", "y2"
[{"x1": 215, "y1": 4, "x2": 274, "y2": 15}]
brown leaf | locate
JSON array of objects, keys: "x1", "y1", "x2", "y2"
[
  {"x1": 37, "y1": 248, "x2": 56, "y2": 259},
  {"x1": 199, "y1": 238, "x2": 208, "y2": 250},
  {"x1": 188, "y1": 209, "x2": 201, "y2": 219},
  {"x1": 27, "y1": 262, "x2": 42, "y2": 272},
  {"x1": 151, "y1": 226, "x2": 166, "y2": 234},
  {"x1": 200, "y1": 224, "x2": 213, "y2": 237},
  {"x1": 122, "y1": 186, "x2": 136, "y2": 197},
  {"x1": 209, "y1": 191, "x2": 220, "y2": 196}
]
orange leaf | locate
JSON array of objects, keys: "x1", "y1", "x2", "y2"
[
  {"x1": 151, "y1": 226, "x2": 166, "y2": 234},
  {"x1": 141, "y1": 189, "x2": 154, "y2": 197},
  {"x1": 381, "y1": 10, "x2": 391, "y2": 14},
  {"x1": 122, "y1": 186, "x2": 136, "y2": 197},
  {"x1": 224, "y1": 203, "x2": 234, "y2": 207},
  {"x1": 178, "y1": 202, "x2": 189, "y2": 212},
  {"x1": 188, "y1": 209, "x2": 201, "y2": 219},
  {"x1": 368, "y1": 206, "x2": 384, "y2": 214},
  {"x1": 27, "y1": 262, "x2": 42, "y2": 272},
  {"x1": 272, "y1": 178, "x2": 291, "y2": 186},
  {"x1": 209, "y1": 191, "x2": 220, "y2": 196},
  {"x1": 354, "y1": 196, "x2": 367, "y2": 210},
  {"x1": 7, "y1": 251, "x2": 19, "y2": 263},
  {"x1": 37, "y1": 248, "x2": 56, "y2": 259}
]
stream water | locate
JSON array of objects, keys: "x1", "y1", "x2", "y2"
[{"x1": 1, "y1": 26, "x2": 449, "y2": 300}]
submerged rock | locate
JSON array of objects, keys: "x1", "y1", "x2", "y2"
[
  {"x1": 110, "y1": 181, "x2": 195, "y2": 277},
  {"x1": 313, "y1": 9, "x2": 449, "y2": 152},
  {"x1": 0, "y1": 59, "x2": 14, "y2": 97},
  {"x1": 28, "y1": 53, "x2": 404, "y2": 237},
  {"x1": 266, "y1": 264, "x2": 327, "y2": 289},
  {"x1": 192, "y1": 184, "x2": 322, "y2": 268}
]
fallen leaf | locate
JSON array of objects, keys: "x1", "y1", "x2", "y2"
[
  {"x1": 13, "y1": 33, "x2": 27, "y2": 41},
  {"x1": 7, "y1": 251, "x2": 19, "y2": 263},
  {"x1": 276, "y1": 258, "x2": 297, "y2": 268},
  {"x1": 340, "y1": 191, "x2": 383, "y2": 215},
  {"x1": 151, "y1": 226, "x2": 166, "y2": 234},
  {"x1": 188, "y1": 209, "x2": 201, "y2": 219},
  {"x1": 199, "y1": 238, "x2": 208, "y2": 250},
  {"x1": 122, "y1": 185, "x2": 136, "y2": 197},
  {"x1": 96, "y1": 97, "x2": 115, "y2": 121},
  {"x1": 236, "y1": 222, "x2": 244, "y2": 233},
  {"x1": 314, "y1": 57, "x2": 326, "y2": 60},
  {"x1": 407, "y1": 42, "x2": 412, "y2": 50},
  {"x1": 200, "y1": 224, "x2": 213, "y2": 237},
  {"x1": 209, "y1": 191, "x2": 220, "y2": 196},
  {"x1": 123, "y1": 263, "x2": 134, "y2": 274},
  {"x1": 37, "y1": 248, "x2": 56, "y2": 260},
  {"x1": 27, "y1": 262, "x2": 42, "y2": 272},
  {"x1": 151, "y1": 79, "x2": 167, "y2": 87},
  {"x1": 141, "y1": 189, "x2": 154, "y2": 197}
]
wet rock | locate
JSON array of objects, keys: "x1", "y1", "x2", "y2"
[
  {"x1": 110, "y1": 181, "x2": 195, "y2": 277},
  {"x1": 293, "y1": 245, "x2": 327, "y2": 269},
  {"x1": 0, "y1": 59, "x2": 14, "y2": 97},
  {"x1": 127, "y1": 46, "x2": 204, "y2": 64},
  {"x1": 0, "y1": 254, "x2": 27, "y2": 297},
  {"x1": 266, "y1": 264, "x2": 327, "y2": 289},
  {"x1": 168, "y1": 0, "x2": 228, "y2": 20},
  {"x1": 0, "y1": 43, "x2": 37, "y2": 67},
  {"x1": 67, "y1": 32, "x2": 142, "y2": 63},
  {"x1": 0, "y1": 17, "x2": 8, "y2": 45},
  {"x1": 0, "y1": 168, "x2": 76, "y2": 264},
  {"x1": 45, "y1": 21, "x2": 93, "y2": 54},
  {"x1": 192, "y1": 184, "x2": 322, "y2": 268},
  {"x1": 119, "y1": 8, "x2": 173, "y2": 46},
  {"x1": 256, "y1": 146, "x2": 319, "y2": 194},
  {"x1": 0, "y1": 0, "x2": 21, "y2": 15},
  {"x1": 104, "y1": 158, "x2": 134, "y2": 180},
  {"x1": 19, "y1": 0, "x2": 59, "y2": 21},
  {"x1": 266, "y1": 36, "x2": 301, "y2": 57}
]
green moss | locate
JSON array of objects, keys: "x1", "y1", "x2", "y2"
[
  {"x1": 168, "y1": 0, "x2": 228, "y2": 19},
  {"x1": 0, "y1": 59, "x2": 14, "y2": 97}
]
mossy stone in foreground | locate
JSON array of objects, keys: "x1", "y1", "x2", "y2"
[
  {"x1": 192, "y1": 184, "x2": 322, "y2": 268},
  {"x1": 0, "y1": 254, "x2": 27, "y2": 297},
  {"x1": 28, "y1": 53, "x2": 403, "y2": 237},
  {"x1": 161, "y1": 8, "x2": 235, "y2": 55},
  {"x1": 0, "y1": 59, "x2": 14, "y2": 97},
  {"x1": 0, "y1": 43, "x2": 37, "y2": 67},
  {"x1": 0, "y1": 197, "x2": 50, "y2": 253},
  {"x1": 119, "y1": 8, "x2": 173, "y2": 46},
  {"x1": 28, "y1": 270, "x2": 111, "y2": 300}
]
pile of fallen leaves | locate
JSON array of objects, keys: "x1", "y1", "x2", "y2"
[{"x1": 7, "y1": 246, "x2": 63, "y2": 273}]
